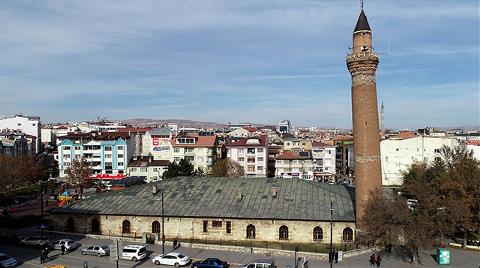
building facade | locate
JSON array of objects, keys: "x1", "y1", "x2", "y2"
[
  {"x1": 0, "y1": 131, "x2": 29, "y2": 157},
  {"x1": 0, "y1": 115, "x2": 41, "y2": 153},
  {"x1": 275, "y1": 151, "x2": 314, "y2": 180},
  {"x1": 51, "y1": 177, "x2": 356, "y2": 245},
  {"x1": 170, "y1": 133, "x2": 217, "y2": 172},
  {"x1": 142, "y1": 128, "x2": 172, "y2": 160},
  {"x1": 127, "y1": 156, "x2": 170, "y2": 183},
  {"x1": 311, "y1": 142, "x2": 336, "y2": 181},
  {"x1": 226, "y1": 136, "x2": 268, "y2": 177},
  {"x1": 56, "y1": 132, "x2": 134, "y2": 177},
  {"x1": 380, "y1": 136, "x2": 459, "y2": 185}
]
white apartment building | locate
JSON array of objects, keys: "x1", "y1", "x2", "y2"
[
  {"x1": 142, "y1": 128, "x2": 172, "y2": 160},
  {"x1": 170, "y1": 133, "x2": 217, "y2": 172},
  {"x1": 127, "y1": 156, "x2": 170, "y2": 183},
  {"x1": 226, "y1": 136, "x2": 268, "y2": 177},
  {"x1": 0, "y1": 114, "x2": 41, "y2": 153},
  {"x1": 311, "y1": 141, "x2": 336, "y2": 181},
  {"x1": 56, "y1": 132, "x2": 134, "y2": 177},
  {"x1": 380, "y1": 135, "x2": 459, "y2": 186},
  {"x1": 275, "y1": 151, "x2": 314, "y2": 180}
]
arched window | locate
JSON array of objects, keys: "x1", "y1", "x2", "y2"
[
  {"x1": 122, "y1": 220, "x2": 131, "y2": 234},
  {"x1": 343, "y1": 227, "x2": 353, "y2": 242},
  {"x1": 66, "y1": 217, "x2": 75, "y2": 233},
  {"x1": 279, "y1": 225, "x2": 288, "y2": 240},
  {"x1": 91, "y1": 218, "x2": 100, "y2": 234},
  {"x1": 246, "y1": 224, "x2": 256, "y2": 239},
  {"x1": 152, "y1": 221, "x2": 160, "y2": 233},
  {"x1": 313, "y1": 226, "x2": 323, "y2": 241}
]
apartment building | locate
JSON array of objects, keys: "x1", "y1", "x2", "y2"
[
  {"x1": 0, "y1": 114, "x2": 41, "y2": 153},
  {"x1": 127, "y1": 156, "x2": 170, "y2": 183},
  {"x1": 170, "y1": 133, "x2": 217, "y2": 172},
  {"x1": 380, "y1": 135, "x2": 459, "y2": 186},
  {"x1": 283, "y1": 138, "x2": 312, "y2": 152},
  {"x1": 142, "y1": 128, "x2": 172, "y2": 160},
  {"x1": 311, "y1": 141, "x2": 336, "y2": 181},
  {"x1": 226, "y1": 136, "x2": 268, "y2": 177},
  {"x1": 275, "y1": 151, "x2": 314, "y2": 180},
  {"x1": 0, "y1": 130, "x2": 29, "y2": 157},
  {"x1": 56, "y1": 132, "x2": 134, "y2": 177}
]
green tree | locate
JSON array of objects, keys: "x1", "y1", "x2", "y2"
[
  {"x1": 65, "y1": 158, "x2": 92, "y2": 199},
  {"x1": 210, "y1": 159, "x2": 244, "y2": 177},
  {"x1": 162, "y1": 159, "x2": 195, "y2": 179}
]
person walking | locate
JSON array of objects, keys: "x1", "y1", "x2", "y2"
[
  {"x1": 369, "y1": 254, "x2": 376, "y2": 266},
  {"x1": 40, "y1": 249, "x2": 45, "y2": 264},
  {"x1": 61, "y1": 243, "x2": 66, "y2": 255},
  {"x1": 376, "y1": 254, "x2": 382, "y2": 267}
]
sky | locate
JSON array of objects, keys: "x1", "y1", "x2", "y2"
[{"x1": 0, "y1": 0, "x2": 478, "y2": 129}]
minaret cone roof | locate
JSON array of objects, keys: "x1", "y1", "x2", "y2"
[{"x1": 354, "y1": 9, "x2": 371, "y2": 32}]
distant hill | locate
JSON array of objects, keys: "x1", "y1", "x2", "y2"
[{"x1": 121, "y1": 118, "x2": 228, "y2": 129}]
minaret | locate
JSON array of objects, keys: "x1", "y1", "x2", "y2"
[
  {"x1": 380, "y1": 101, "x2": 385, "y2": 136},
  {"x1": 346, "y1": 6, "x2": 382, "y2": 226}
]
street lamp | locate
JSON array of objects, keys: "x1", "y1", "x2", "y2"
[
  {"x1": 152, "y1": 185, "x2": 165, "y2": 254},
  {"x1": 329, "y1": 201, "x2": 333, "y2": 268}
]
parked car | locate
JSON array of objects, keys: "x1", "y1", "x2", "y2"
[
  {"x1": 19, "y1": 236, "x2": 50, "y2": 247},
  {"x1": 191, "y1": 258, "x2": 229, "y2": 268},
  {"x1": 52, "y1": 239, "x2": 80, "y2": 252},
  {"x1": 120, "y1": 245, "x2": 147, "y2": 262},
  {"x1": 82, "y1": 245, "x2": 110, "y2": 257},
  {"x1": 0, "y1": 253, "x2": 17, "y2": 268},
  {"x1": 240, "y1": 259, "x2": 276, "y2": 268},
  {"x1": 152, "y1": 252, "x2": 190, "y2": 267}
]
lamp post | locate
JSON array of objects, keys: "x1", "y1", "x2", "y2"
[{"x1": 161, "y1": 191, "x2": 165, "y2": 254}]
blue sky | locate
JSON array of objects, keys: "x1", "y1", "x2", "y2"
[{"x1": 0, "y1": 1, "x2": 478, "y2": 129}]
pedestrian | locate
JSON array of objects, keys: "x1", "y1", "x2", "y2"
[
  {"x1": 173, "y1": 239, "x2": 178, "y2": 250},
  {"x1": 369, "y1": 254, "x2": 376, "y2": 266},
  {"x1": 83, "y1": 261, "x2": 89, "y2": 268},
  {"x1": 334, "y1": 250, "x2": 339, "y2": 263},
  {"x1": 40, "y1": 249, "x2": 45, "y2": 264},
  {"x1": 61, "y1": 243, "x2": 66, "y2": 255},
  {"x1": 376, "y1": 254, "x2": 382, "y2": 267}
]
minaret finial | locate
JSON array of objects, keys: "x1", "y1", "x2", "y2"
[{"x1": 361, "y1": 0, "x2": 364, "y2": 10}]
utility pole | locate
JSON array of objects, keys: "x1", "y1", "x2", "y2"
[{"x1": 161, "y1": 191, "x2": 165, "y2": 254}]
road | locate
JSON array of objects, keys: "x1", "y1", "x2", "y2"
[{"x1": 0, "y1": 232, "x2": 478, "y2": 267}]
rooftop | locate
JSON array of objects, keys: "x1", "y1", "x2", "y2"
[{"x1": 54, "y1": 177, "x2": 355, "y2": 222}]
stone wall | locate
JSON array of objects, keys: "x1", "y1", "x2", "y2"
[{"x1": 51, "y1": 214, "x2": 355, "y2": 244}]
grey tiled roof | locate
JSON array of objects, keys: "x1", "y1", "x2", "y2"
[
  {"x1": 149, "y1": 128, "x2": 171, "y2": 136},
  {"x1": 54, "y1": 177, "x2": 355, "y2": 222}
]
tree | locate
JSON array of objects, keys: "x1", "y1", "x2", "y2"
[
  {"x1": 210, "y1": 159, "x2": 245, "y2": 177},
  {"x1": 0, "y1": 155, "x2": 48, "y2": 193},
  {"x1": 65, "y1": 158, "x2": 92, "y2": 199},
  {"x1": 162, "y1": 159, "x2": 195, "y2": 179}
]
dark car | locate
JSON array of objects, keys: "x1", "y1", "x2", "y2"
[{"x1": 191, "y1": 258, "x2": 229, "y2": 268}]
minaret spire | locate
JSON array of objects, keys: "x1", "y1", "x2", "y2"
[{"x1": 361, "y1": 0, "x2": 364, "y2": 10}]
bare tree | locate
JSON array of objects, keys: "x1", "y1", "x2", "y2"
[
  {"x1": 65, "y1": 158, "x2": 92, "y2": 199},
  {"x1": 210, "y1": 159, "x2": 244, "y2": 177}
]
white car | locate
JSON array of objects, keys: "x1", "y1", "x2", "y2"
[
  {"x1": 52, "y1": 239, "x2": 80, "y2": 252},
  {"x1": 120, "y1": 245, "x2": 147, "y2": 262},
  {"x1": 81, "y1": 245, "x2": 110, "y2": 256},
  {"x1": 152, "y1": 252, "x2": 191, "y2": 267},
  {"x1": 19, "y1": 236, "x2": 50, "y2": 247},
  {"x1": 0, "y1": 253, "x2": 17, "y2": 268}
]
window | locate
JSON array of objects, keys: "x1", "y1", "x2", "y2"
[
  {"x1": 152, "y1": 221, "x2": 160, "y2": 233},
  {"x1": 140, "y1": 168, "x2": 148, "y2": 172},
  {"x1": 105, "y1": 146, "x2": 112, "y2": 151},
  {"x1": 75, "y1": 154, "x2": 81, "y2": 159},
  {"x1": 197, "y1": 157, "x2": 204, "y2": 162},
  {"x1": 247, "y1": 165, "x2": 255, "y2": 172},
  {"x1": 122, "y1": 220, "x2": 131, "y2": 234},
  {"x1": 117, "y1": 146, "x2": 123, "y2": 150},
  {"x1": 185, "y1": 148, "x2": 194, "y2": 153},
  {"x1": 174, "y1": 148, "x2": 180, "y2": 153},
  {"x1": 75, "y1": 146, "x2": 81, "y2": 150},
  {"x1": 118, "y1": 154, "x2": 124, "y2": 158},
  {"x1": 226, "y1": 221, "x2": 231, "y2": 234},
  {"x1": 279, "y1": 225, "x2": 288, "y2": 240},
  {"x1": 64, "y1": 146, "x2": 71, "y2": 151},
  {"x1": 17, "y1": 123, "x2": 21, "y2": 126},
  {"x1": 131, "y1": 168, "x2": 137, "y2": 172},
  {"x1": 153, "y1": 168, "x2": 158, "y2": 172},
  {"x1": 239, "y1": 157, "x2": 245, "y2": 162},
  {"x1": 247, "y1": 148, "x2": 255, "y2": 154},
  {"x1": 239, "y1": 149, "x2": 244, "y2": 153},
  {"x1": 105, "y1": 154, "x2": 112, "y2": 158},
  {"x1": 174, "y1": 157, "x2": 181, "y2": 162},
  {"x1": 212, "y1": 221, "x2": 222, "y2": 227},
  {"x1": 246, "y1": 224, "x2": 256, "y2": 239},
  {"x1": 64, "y1": 154, "x2": 71, "y2": 159},
  {"x1": 385, "y1": 156, "x2": 388, "y2": 162},
  {"x1": 257, "y1": 166, "x2": 263, "y2": 171},
  {"x1": 343, "y1": 227, "x2": 353, "y2": 242},
  {"x1": 313, "y1": 226, "x2": 323, "y2": 241},
  {"x1": 257, "y1": 157, "x2": 264, "y2": 162},
  {"x1": 203, "y1": 221, "x2": 208, "y2": 233},
  {"x1": 395, "y1": 148, "x2": 399, "y2": 151},
  {"x1": 118, "y1": 162, "x2": 124, "y2": 166},
  {"x1": 257, "y1": 148, "x2": 264, "y2": 153},
  {"x1": 434, "y1": 148, "x2": 441, "y2": 153},
  {"x1": 435, "y1": 157, "x2": 441, "y2": 162},
  {"x1": 247, "y1": 157, "x2": 256, "y2": 163}
]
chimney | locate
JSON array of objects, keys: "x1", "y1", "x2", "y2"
[
  {"x1": 271, "y1": 186, "x2": 280, "y2": 198},
  {"x1": 152, "y1": 184, "x2": 157, "y2": 195},
  {"x1": 148, "y1": 157, "x2": 152, "y2": 163},
  {"x1": 236, "y1": 191, "x2": 243, "y2": 201}
]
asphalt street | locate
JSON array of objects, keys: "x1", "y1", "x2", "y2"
[{"x1": 0, "y1": 232, "x2": 478, "y2": 268}]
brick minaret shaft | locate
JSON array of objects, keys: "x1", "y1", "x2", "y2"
[{"x1": 346, "y1": 8, "x2": 382, "y2": 226}]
